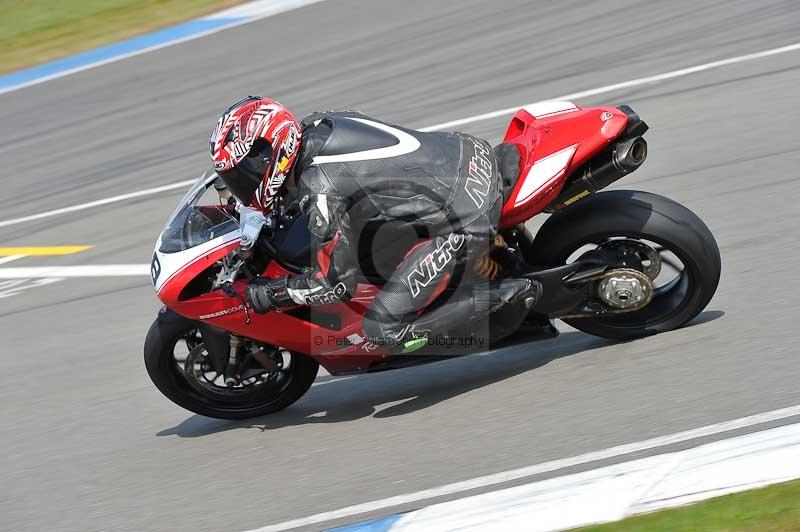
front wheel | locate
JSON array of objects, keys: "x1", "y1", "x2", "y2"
[
  {"x1": 144, "y1": 309, "x2": 319, "y2": 419},
  {"x1": 528, "y1": 190, "x2": 721, "y2": 339}
]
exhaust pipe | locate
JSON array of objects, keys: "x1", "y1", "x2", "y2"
[
  {"x1": 611, "y1": 136, "x2": 648, "y2": 172},
  {"x1": 549, "y1": 136, "x2": 648, "y2": 211}
]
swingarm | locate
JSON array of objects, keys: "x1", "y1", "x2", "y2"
[{"x1": 522, "y1": 240, "x2": 660, "y2": 319}]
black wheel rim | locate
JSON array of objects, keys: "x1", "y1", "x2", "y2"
[
  {"x1": 562, "y1": 233, "x2": 697, "y2": 330},
  {"x1": 167, "y1": 328, "x2": 297, "y2": 409}
]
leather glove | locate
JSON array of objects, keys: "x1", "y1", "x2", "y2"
[{"x1": 246, "y1": 276, "x2": 291, "y2": 314}]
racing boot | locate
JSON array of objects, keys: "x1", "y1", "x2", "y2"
[
  {"x1": 472, "y1": 278, "x2": 541, "y2": 314},
  {"x1": 386, "y1": 279, "x2": 541, "y2": 354},
  {"x1": 471, "y1": 278, "x2": 543, "y2": 344},
  {"x1": 368, "y1": 323, "x2": 431, "y2": 355},
  {"x1": 399, "y1": 329, "x2": 431, "y2": 354}
]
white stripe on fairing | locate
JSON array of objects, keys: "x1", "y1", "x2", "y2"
[
  {"x1": 522, "y1": 100, "x2": 578, "y2": 118},
  {"x1": 152, "y1": 230, "x2": 241, "y2": 293},
  {"x1": 239, "y1": 403, "x2": 800, "y2": 532},
  {"x1": 311, "y1": 118, "x2": 421, "y2": 165},
  {"x1": 1, "y1": 41, "x2": 799, "y2": 229},
  {"x1": 514, "y1": 144, "x2": 578, "y2": 206}
]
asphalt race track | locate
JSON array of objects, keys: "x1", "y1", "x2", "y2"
[{"x1": 2, "y1": 1, "x2": 800, "y2": 531}]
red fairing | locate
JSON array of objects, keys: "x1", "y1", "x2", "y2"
[
  {"x1": 157, "y1": 239, "x2": 391, "y2": 374},
  {"x1": 156, "y1": 240, "x2": 240, "y2": 307},
  {"x1": 498, "y1": 101, "x2": 628, "y2": 228},
  {"x1": 157, "y1": 102, "x2": 633, "y2": 375}
]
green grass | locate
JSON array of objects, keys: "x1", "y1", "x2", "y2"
[
  {"x1": 0, "y1": 0, "x2": 248, "y2": 74},
  {"x1": 576, "y1": 479, "x2": 800, "y2": 532}
]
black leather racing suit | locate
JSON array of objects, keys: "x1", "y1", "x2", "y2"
[{"x1": 268, "y1": 111, "x2": 530, "y2": 348}]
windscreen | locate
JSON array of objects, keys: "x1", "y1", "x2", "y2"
[{"x1": 158, "y1": 169, "x2": 240, "y2": 253}]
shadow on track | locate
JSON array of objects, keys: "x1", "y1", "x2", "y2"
[
  {"x1": 157, "y1": 310, "x2": 724, "y2": 438},
  {"x1": 684, "y1": 309, "x2": 724, "y2": 326}
]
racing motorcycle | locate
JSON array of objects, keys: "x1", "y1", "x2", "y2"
[{"x1": 145, "y1": 101, "x2": 721, "y2": 419}]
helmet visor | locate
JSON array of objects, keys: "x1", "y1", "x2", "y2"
[{"x1": 216, "y1": 139, "x2": 273, "y2": 205}]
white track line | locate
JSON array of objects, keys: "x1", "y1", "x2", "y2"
[
  {"x1": 0, "y1": 180, "x2": 196, "y2": 229},
  {"x1": 0, "y1": 265, "x2": 150, "y2": 278},
  {"x1": 1, "y1": 40, "x2": 799, "y2": 235},
  {"x1": 377, "y1": 422, "x2": 800, "y2": 532},
  {"x1": 420, "y1": 41, "x2": 800, "y2": 132},
  {"x1": 243, "y1": 403, "x2": 800, "y2": 532},
  {"x1": 0, "y1": 255, "x2": 24, "y2": 265}
]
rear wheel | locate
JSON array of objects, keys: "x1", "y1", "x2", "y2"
[
  {"x1": 528, "y1": 190, "x2": 721, "y2": 339},
  {"x1": 144, "y1": 309, "x2": 318, "y2": 419}
]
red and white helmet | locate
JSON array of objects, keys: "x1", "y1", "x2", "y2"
[{"x1": 209, "y1": 96, "x2": 301, "y2": 211}]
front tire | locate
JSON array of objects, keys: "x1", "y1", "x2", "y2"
[
  {"x1": 144, "y1": 309, "x2": 319, "y2": 419},
  {"x1": 529, "y1": 190, "x2": 721, "y2": 339}
]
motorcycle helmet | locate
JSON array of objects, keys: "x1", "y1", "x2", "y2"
[{"x1": 209, "y1": 96, "x2": 301, "y2": 211}]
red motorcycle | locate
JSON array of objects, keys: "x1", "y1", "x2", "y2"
[{"x1": 145, "y1": 102, "x2": 721, "y2": 419}]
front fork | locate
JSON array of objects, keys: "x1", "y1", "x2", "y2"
[{"x1": 224, "y1": 335, "x2": 243, "y2": 387}]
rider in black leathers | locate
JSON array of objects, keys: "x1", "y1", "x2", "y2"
[{"x1": 245, "y1": 110, "x2": 536, "y2": 352}]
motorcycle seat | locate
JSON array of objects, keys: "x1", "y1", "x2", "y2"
[{"x1": 494, "y1": 142, "x2": 521, "y2": 201}]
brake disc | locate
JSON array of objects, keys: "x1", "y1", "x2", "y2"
[
  {"x1": 597, "y1": 239, "x2": 661, "y2": 280},
  {"x1": 183, "y1": 344, "x2": 218, "y2": 394},
  {"x1": 183, "y1": 341, "x2": 282, "y2": 393}
]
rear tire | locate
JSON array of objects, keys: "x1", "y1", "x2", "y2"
[
  {"x1": 144, "y1": 309, "x2": 319, "y2": 419},
  {"x1": 528, "y1": 190, "x2": 721, "y2": 339}
]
